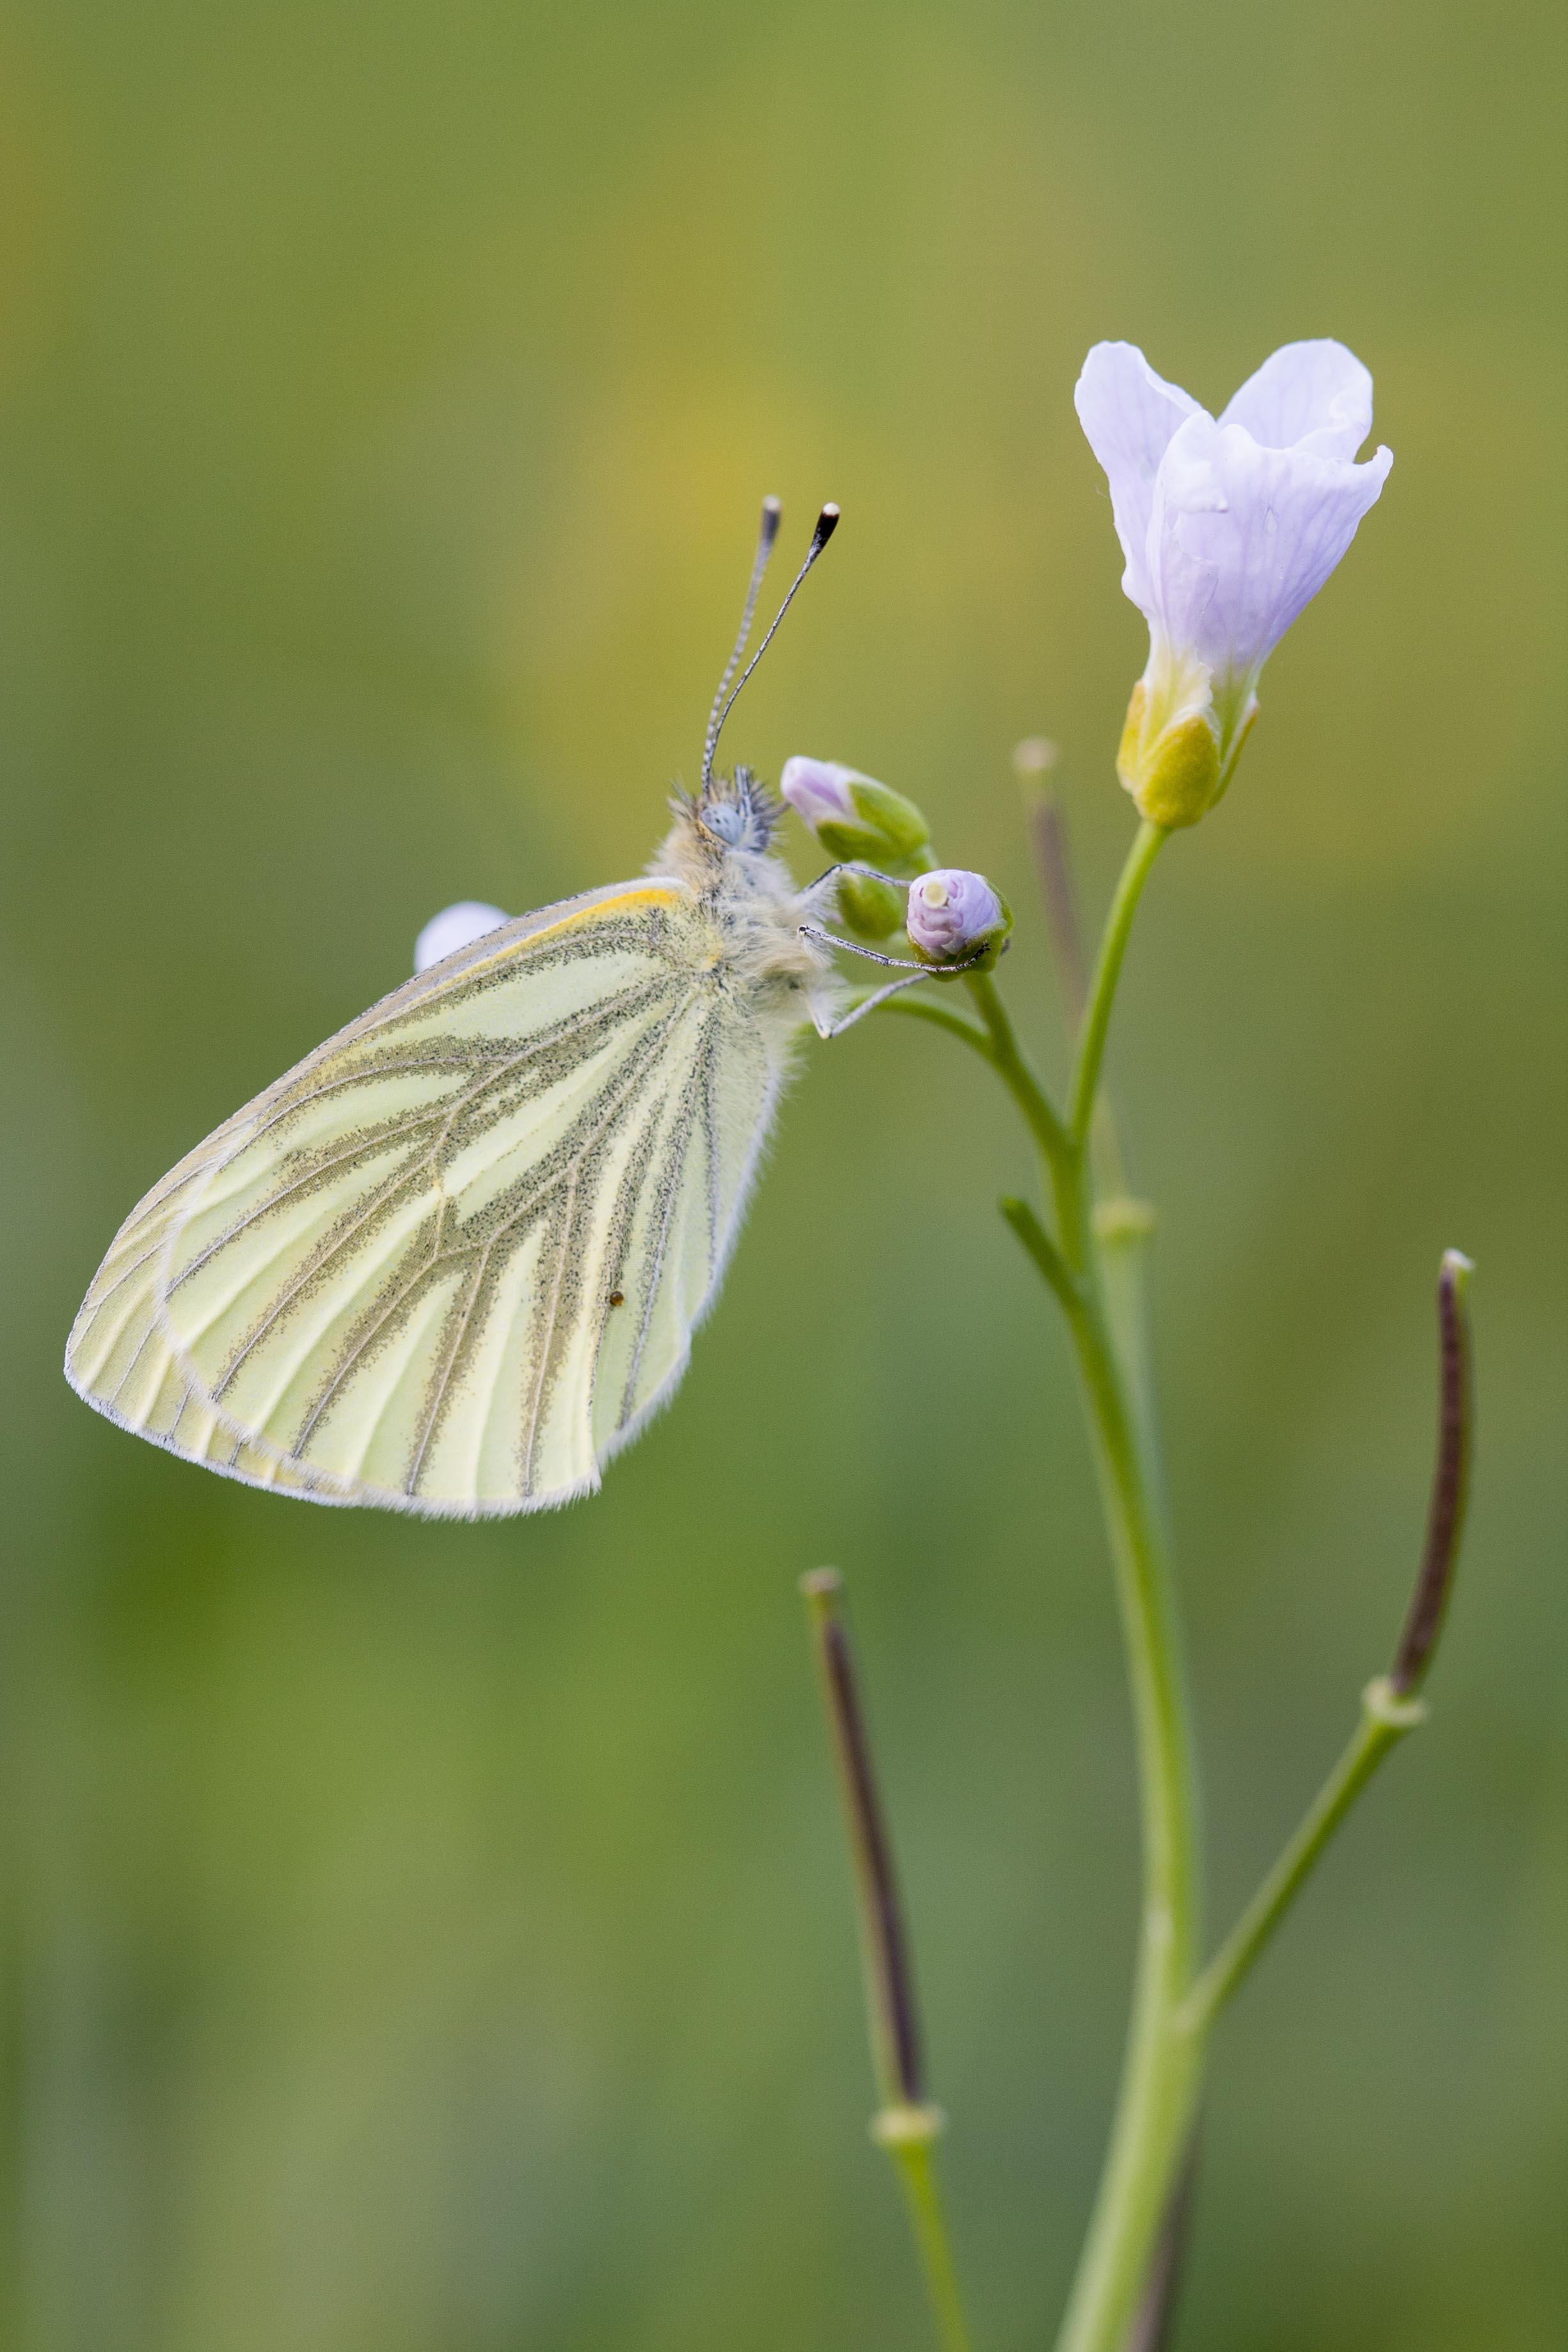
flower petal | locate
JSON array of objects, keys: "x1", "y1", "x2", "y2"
[
  {"x1": 1075, "y1": 342, "x2": 1203, "y2": 616},
  {"x1": 1219, "y1": 339, "x2": 1374, "y2": 461},
  {"x1": 413, "y1": 901, "x2": 509, "y2": 975},
  {"x1": 1150, "y1": 411, "x2": 1393, "y2": 683}
]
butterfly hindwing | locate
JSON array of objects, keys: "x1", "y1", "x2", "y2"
[{"x1": 66, "y1": 879, "x2": 789, "y2": 1516}]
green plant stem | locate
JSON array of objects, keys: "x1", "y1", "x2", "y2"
[
  {"x1": 967, "y1": 968, "x2": 1075, "y2": 1172},
  {"x1": 981, "y1": 820, "x2": 1202, "y2": 2352},
  {"x1": 1093, "y1": 1205, "x2": 1164, "y2": 1512},
  {"x1": 1005, "y1": 1193, "x2": 1203, "y2": 2352},
  {"x1": 1045, "y1": 1237, "x2": 1202, "y2": 2352},
  {"x1": 878, "y1": 992, "x2": 996, "y2": 1056},
  {"x1": 1183, "y1": 1678, "x2": 1426, "y2": 2039},
  {"x1": 869, "y1": 814, "x2": 1455, "y2": 2346},
  {"x1": 1124, "y1": 2138, "x2": 1200, "y2": 2352},
  {"x1": 885, "y1": 2129, "x2": 976, "y2": 2352},
  {"x1": 882, "y1": 971, "x2": 1074, "y2": 1196},
  {"x1": 1068, "y1": 821, "x2": 1166, "y2": 1145},
  {"x1": 999, "y1": 1196, "x2": 1080, "y2": 1318},
  {"x1": 1023, "y1": 779, "x2": 1135, "y2": 1207},
  {"x1": 1183, "y1": 1250, "x2": 1473, "y2": 2035}
]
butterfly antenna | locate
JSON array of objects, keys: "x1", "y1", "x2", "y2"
[
  {"x1": 702, "y1": 495, "x2": 783, "y2": 789},
  {"x1": 702, "y1": 502, "x2": 840, "y2": 788}
]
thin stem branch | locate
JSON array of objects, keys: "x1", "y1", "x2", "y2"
[
  {"x1": 1017, "y1": 772, "x2": 1167, "y2": 1552},
  {"x1": 1024, "y1": 780, "x2": 1135, "y2": 1204},
  {"x1": 851, "y1": 817, "x2": 1072, "y2": 1168},
  {"x1": 1183, "y1": 1249, "x2": 1477, "y2": 2035},
  {"x1": 876, "y1": 990, "x2": 998, "y2": 1057},
  {"x1": 1181, "y1": 1680, "x2": 1424, "y2": 2038},
  {"x1": 1068, "y1": 822, "x2": 1166, "y2": 1146},
  {"x1": 801, "y1": 1571, "x2": 975, "y2": 2352},
  {"x1": 999, "y1": 1195, "x2": 1081, "y2": 1317},
  {"x1": 883, "y1": 2128, "x2": 976, "y2": 2352},
  {"x1": 966, "y1": 969, "x2": 1074, "y2": 1173}
]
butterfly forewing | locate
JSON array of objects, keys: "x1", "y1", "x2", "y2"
[{"x1": 67, "y1": 878, "x2": 789, "y2": 1516}]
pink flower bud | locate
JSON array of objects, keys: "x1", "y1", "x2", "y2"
[
  {"x1": 779, "y1": 756, "x2": 859, "y2": 829},
  {"x1": 906, "y1": 870, "x2": 1009, "y2": 964},
  {"x1": 780, "y1": 756, "x2": 931, "y2": 865}
]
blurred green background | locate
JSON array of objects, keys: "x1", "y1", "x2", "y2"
[{"x1": 1, "y1": 3, "x2": 1563, "y2": 2347}]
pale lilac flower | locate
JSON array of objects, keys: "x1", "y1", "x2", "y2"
[
  {"x1": 413, "y1": 901, "x2": 509, "y2": 976},
  {"x1": 907, "y1": 870, "x2": 1010, "y2": 964},
  {"x1": 1075, "y1": 339, "x2": 1393, "y2": 825}
]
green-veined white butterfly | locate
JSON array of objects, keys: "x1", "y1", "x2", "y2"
[{"x1": 66, "y1": 501, "x2": 868, "y2": 1519}]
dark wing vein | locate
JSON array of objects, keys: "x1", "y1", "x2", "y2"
[
  {"x1": 290, "y1": 983, "x2": 700, "y2": 1490},
  {"x1": 170, "y1": 977, "x2": 667, "y2": 1301},
  {"x1": 518, "y1": 1170, "x2": 581, "y2": 1492},
  {"x1": 184, "y1": 985, "x2": 677, "y2": 1403},
  {"x1": 619, "y1": 1012, "x2": 722, "y2": 1424},
  {"x1": 405, "y1": 1239, "x2": 495, "y2": 1493}
]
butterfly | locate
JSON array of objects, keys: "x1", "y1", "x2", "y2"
[{"x1": 62, "y1": 501, "x2": 887, "y2": 1519}]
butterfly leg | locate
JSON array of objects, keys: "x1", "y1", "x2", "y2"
[
  {"x1": 798, "y1": 921, "x2": 986, "y2": 976},
  {"x1": 798, "y1": 921, "x2": 926, "y2": 969},
  {"x1": 812, "y1": 967, "x2": 937, "y2": 1040},
  {"x1": 797, "y1": 862, "x2": 911, "y2": 921},
  {"x1": 800, "y1": 923, "x2": 992, "y2": 1037}
]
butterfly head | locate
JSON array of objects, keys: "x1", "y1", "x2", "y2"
[{"x1": 694, "y1": 766, "x2": 781, "y2": 854}]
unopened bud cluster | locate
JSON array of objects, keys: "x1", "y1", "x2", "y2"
[
  {"x1": 781, "y1": 756, "x2": 931, "y2": 942},
  {"x1": 782, "y1": 755, "x2": 1009, "y2": 968}
]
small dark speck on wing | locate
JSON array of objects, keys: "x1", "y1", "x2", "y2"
[{"x1": 608, "y1": 1290, "x2": 625, "y2": 1307}]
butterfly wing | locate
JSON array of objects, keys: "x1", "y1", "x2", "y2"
[{"x1": 66, "y1": 878, "x2": 791, "y2": 1516}]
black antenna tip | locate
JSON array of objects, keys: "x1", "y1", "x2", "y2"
[{"x1": 811, "y1": 502, "x2": 841, "y2": 554}]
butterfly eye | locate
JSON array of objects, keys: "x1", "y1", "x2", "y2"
[{"x1": 607, "y1": 1291, "x2": 626, "y2": 1308}]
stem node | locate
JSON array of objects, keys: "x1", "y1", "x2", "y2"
[{"x1": 872, "y1": 2102, "x2": 948, "y2": 2149}]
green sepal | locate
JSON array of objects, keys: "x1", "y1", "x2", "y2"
[{"x1": 814, "y1": 778, "x2": 931, "y2": 868}]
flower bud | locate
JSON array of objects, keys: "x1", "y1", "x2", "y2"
[
  {"x1": 414, "y1": 901, "x2": 509, "y2": 975},
  {"x1": 906, "y1": 870, "x2": 1011, "y2": 970},
  {"x1": 835, "y1": 869, "x2": 908, "y2": 942},
  {"x1": 780, "y1": 756, "x2": 931, "y2": 868},
  {"x1": 1115, "y1": 676, "x2": 1226, "y2": 829}
]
